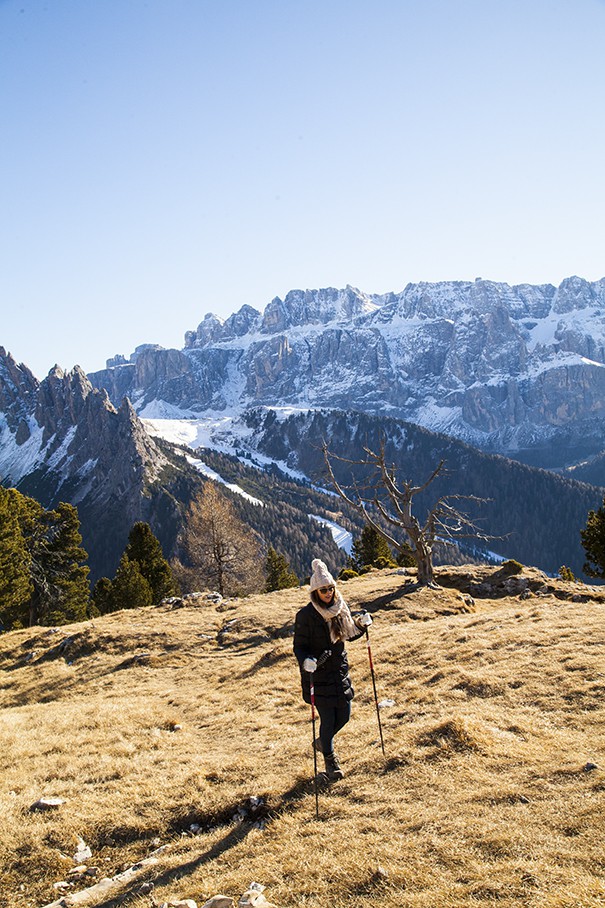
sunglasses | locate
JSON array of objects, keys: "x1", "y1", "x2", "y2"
[{"x1": 318, "y1": 586, "x2": 335, "y2": 594}]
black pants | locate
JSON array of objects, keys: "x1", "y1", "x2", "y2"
[{"x1": 316, "y1": 700, "x2": 351, "y2": 755}]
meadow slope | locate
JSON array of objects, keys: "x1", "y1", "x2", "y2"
[{"x1": 0, "y1": 565, "x2": 603, "y2": 908}]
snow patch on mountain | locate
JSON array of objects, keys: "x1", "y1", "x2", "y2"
[
  {"x1": 0, "y1": 414, "x2": 44, "y2": 484},
  {"x1": 186, "y1": 455, "x2": 264, "y2": 506},
  {"x1": 142, "y1": 412, "x2": 255, "y2": 453},
  {"x1": 268, "y1": 406, "x2": 314, "y2": 422},
  {"x1": 414, "y1": 401, "x2": 464, "y2": 434},
  {"x1": 46, "y1": 427, "x2": 77, "y2": 471},
  {"x1": 141, "y1": 407, "x2": 317, "y2": 481},
  {"x1": 139, "y1": 399, "x2": 200, "y2": 419},
  {"x1": 309, "y1": 514, "x2": 353, "y2": 554}
]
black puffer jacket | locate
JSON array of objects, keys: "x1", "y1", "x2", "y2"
[{"x1": 293, "y1": 601, "x2": 364, "y2": 706}]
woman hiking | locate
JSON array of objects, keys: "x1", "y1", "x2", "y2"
[{"x1": 293, "y1": 558, "x2": 372, "y2": 780}]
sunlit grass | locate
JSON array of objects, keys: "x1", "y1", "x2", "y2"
[{"x1": 0, "y1": 566, "x2": 603, "y2": 907}]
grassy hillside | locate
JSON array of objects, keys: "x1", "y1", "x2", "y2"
[{"x1": 0, "y1": 566, "x2": 603, "y2": 908}]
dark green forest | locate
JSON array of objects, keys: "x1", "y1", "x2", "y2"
[{"x1": 243, "y1": 408, "x2": 605, "y2": 578}]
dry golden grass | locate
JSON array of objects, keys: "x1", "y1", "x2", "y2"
[{"x1": 0, "y1": 565, "x2": 604, "y2": 908}]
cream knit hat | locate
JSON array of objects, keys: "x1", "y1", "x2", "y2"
[{"x1": 309, "y1": 558, "x2": 336, "y2": 592}]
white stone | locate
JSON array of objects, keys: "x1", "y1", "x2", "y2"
[
  {"x1": 73, "y1": 838, "x2": 92, "y2": 862},
  {"x1": 201, "y1": 898, "x2": 235, "y2": 908},
  {"x1": 30, "y1": 797, "x2": 66, "y2": 811}
]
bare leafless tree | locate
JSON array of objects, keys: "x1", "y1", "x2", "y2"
[
  {"x1": 323, "y1": 440, "x2": 487, "y2": 587},
  {"x1": 178, "y1": 483, "x2": 264, "y2": 596}
]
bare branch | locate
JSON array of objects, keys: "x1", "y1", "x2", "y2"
[{"x1": 322, "y1": 438, "x2": 489, "y2": 587}]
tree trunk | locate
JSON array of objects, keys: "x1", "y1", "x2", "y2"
[
  {"x1": 29, "y1": 591, "x2": 41, "y2": 627},
  {"x1": 403, "y1": 530, "x2": 436, "y2": 586},
  {"x1": 415, "y1": 551, "x2": 435, "y2": 586}
]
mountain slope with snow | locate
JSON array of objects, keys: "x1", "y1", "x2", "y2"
[{"x1": 90, "y1": 276, "x2": 605, "y2": 469}]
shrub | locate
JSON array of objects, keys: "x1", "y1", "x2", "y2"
[
  {"x1": 373, "y1": 555, "x2": 397, "y2": 570},
  {"x1": 338, "y1": 568, "x2": 359, "y2": 581},
  {"x1": 501, "y1": 559, "x2": 523, "y2": 575}
]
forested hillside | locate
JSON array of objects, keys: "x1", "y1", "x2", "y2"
[
  {"x1": 563, "y1": 449, "x2": 605, "y2": 488},
  {"x1": 242, "y1": 408, "x2": 605, "y2": 577},
  {"x1": 173, "y1": 446, "x2": 362, "y2": 579}
]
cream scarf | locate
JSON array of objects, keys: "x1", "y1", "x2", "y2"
[{"x1": 312, "y1": 590, "x2": 359, "y2": 643}]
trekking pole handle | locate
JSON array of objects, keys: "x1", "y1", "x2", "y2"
[{"x1": 316, "y1": 648, "x2": 332, "y2": 668}]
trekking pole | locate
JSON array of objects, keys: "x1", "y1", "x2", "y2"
[
  {"x1": 309, "y1": 675, "x2": 320, "y2": 820},
  {"x1": 365, "y1": 627, "x2": 386, "y2": 757}
]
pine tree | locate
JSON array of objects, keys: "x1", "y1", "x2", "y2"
[
  {"x1": 91, "y1": 576, "x2": 115, "y2": 615},
  {"x1": 111, "y1": 554, "x2": 153, "y2": 610},
  {"x1": 351, "y1": 524, "x2": 396, "y2": 570},
  {"x1": 581, "y1": 498, "x2": 605, "y2": 578},
  {"x1": 396, "y1": 543, "x2": 416, "y2": 568},
  {"x1": 0, "y1": 490, "x2": 90, "y2": 627},
  {"x1": 265, "y1": 546, "x2": 298, "y2": 592},
  {"x1": 45, "y1": 502, "x2": 90, "y2": 625},
  {"x1": 0, "y1": 487, "x2": 33, "y2": 629},
  {"x1": 1, "y1": 493, "x2": 91, "y2": 626},
  {"x1": 15, "y1": 492, "x2": 52, "y2": 625},
  {"x1": 124, "y1": 522, "x2": 178, "y2": 604}
]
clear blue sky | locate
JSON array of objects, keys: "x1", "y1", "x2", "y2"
[{"x1": 1, "y1": 0, "x2": 604, "y2": 379}]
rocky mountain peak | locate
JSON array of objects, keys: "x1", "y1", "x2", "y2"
[
  {"x1": 35, "y1": 365, "x2": 100, "y2": 445},
  {"x1": 0, "y1": 347, "x2": 39, "y2": 441},
  {"x1": 85, "y1": 275, "x2": 605, "y2": 468},
  {"x1": 184, "y1": 313, "x2": 225, "y2": 349},
  {"x1": 222, "y1": 304, "x2": 261, "y2": 339},
  {"x1": 183, "y1": 287, "x2": 381, "y2": 350},
  {"x1": 0, "y1": 351, "x2": 176, "y2": 580},
  {"x1": 552, "y1": 275, "x2": 605, "y2": 314},
  {"x1": 115, "y1": 396, "x2": 168, "y2": 481},
  {"x1": 260, "y1": 285, "x2": 379, "y2": 334}
]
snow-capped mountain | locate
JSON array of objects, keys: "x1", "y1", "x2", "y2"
[
  {"x1": 89, "y1": 276, "x2": 605, "y2": 469},
  {"x1": 2, "y1": 342, "x2": 603, "y2": 579},
  {"x1": 0, "y1": 348, "x2": 358, "y2": 581},
  {"x1": 5, "y1": 274, "x2": 605, "y2": 583},
  {"x1": 0, "y1": 348, "x2": 203, "y2": 580},
  {"x1": 145, "y1": 406, "x2": 603, "y2": 577}
]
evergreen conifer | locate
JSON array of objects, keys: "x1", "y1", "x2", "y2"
[
  {"x1": 45, "y1": 502, "x2": 90, "y2": 625},
  {"x1": 351, "y1": 524, "x2": 396, "y2": 570},
  {"x1": 8, "y1": 493, "x2": 90, "y2": 626},
  {"x1": 265, "y1": 546, "x2": 298, "y2": 592},
  {"x1": 91, "y1": 577, "x2": 114, "y2": 615},
  {"x1": 581, "y1": 498, "x2": 605, "y2": 578},
  {"x1": 111, "y1": 554, "x2": 153, "y2": 610},
  {"x1": 124, "y1": 522, "x2": 178, "y2": 604},
  {"x1": 0, "y1": 487, "x2": 33, "y2": 629}
]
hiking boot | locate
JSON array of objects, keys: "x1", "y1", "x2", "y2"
[
  {"x1": 323, "y1": 751, "x2": 344, "y2": 781},
  {"x1": 313, "y1": 736, "x2": 323, "y2": 754}
]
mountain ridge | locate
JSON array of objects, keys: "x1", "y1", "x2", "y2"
[
  {"x1": 3, "y1": 275, "x2": 605, "y2": 583},
  {"x1": 89, "y1": 275, "x2": 605, "y2": 469}
]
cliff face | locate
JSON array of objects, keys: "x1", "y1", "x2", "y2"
[
  {"x1": 88, "y1": 276, "x2": 605, "y2": 468},
  {"x1": 0, "y1": 350, "x2": 196, "y2": 581}
]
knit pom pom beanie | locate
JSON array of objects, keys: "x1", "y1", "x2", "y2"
[{"x1": 309, "y1": 558, "x2": 336, "y2": 592}]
